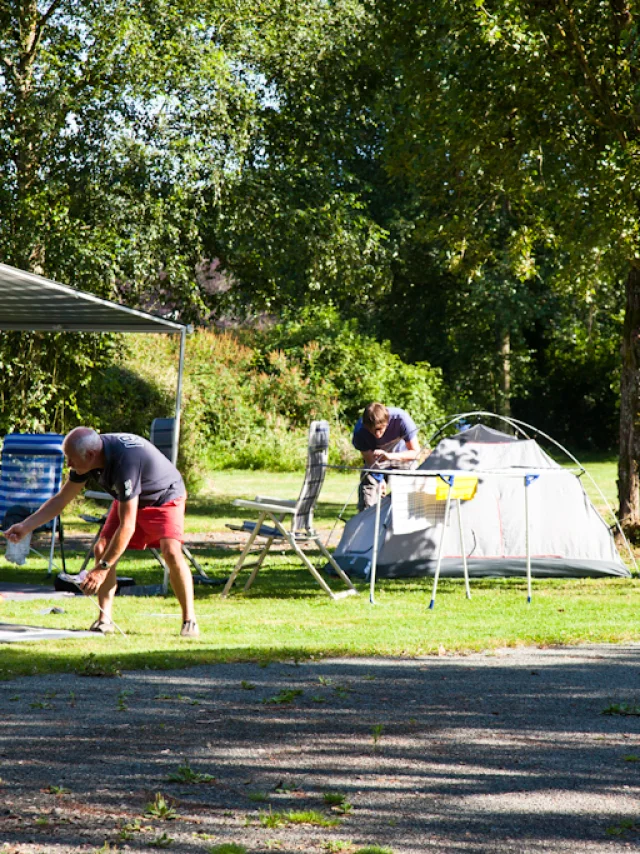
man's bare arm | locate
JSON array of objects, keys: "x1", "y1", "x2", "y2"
[
  {"x1": 361, "y1": 449, "x2": 378, "y2": 469},
  {"x1": 81, "y1": 496, "x2": 139, "y2": 594},
  {"x1": 4, "y1": 479, "x2": 85, "y2": 541},
  {"x1": 372, "y1": 436, "x2": 422, "y2": 463}
]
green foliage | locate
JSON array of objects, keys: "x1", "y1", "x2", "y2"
[
  {"x1": 149, "y1": 833, "x2": 174, "y2": 849},
  {"x1": 262, "y1": 689, "x2": 304, "y2": 705},
  {"x1": 208, "y1": 1, "x2": 391, "y2": 316},
  {"x1": 92, "y1": 323, "x2": 440, "y2": 482},
  {"x1": 255, "y1": 306, "x2": 445, "y2": 429},
  {"x1": 0, "y1": 0, "x2": 255, "y2": 316},
  {"x1": 167, "y1": 758, "x2": 214, "y2": 784},
  {"x1": 283, "y1": 810, "x2": 340, "y2": 827},
  {"x1": 259, "y1": 809, "x2": 339, "y2": 828},
  {"x1": 323, "y1": 792, "x2": 353, "y2": 814},
  {"x1": 1, "y1": 0, "x2": 631, "y2": 463},
  {"x1": 259, "y1": 809, "x2": 287, "y2": 829},
  {"x1": 44, "y1": 785, "x2": 70, "y2": 795},
  {"x1": 323, "y1": 792, "x2": 347, "y2": 807},
  {"x1": 75, "y1": 654, "x2": 122, "y2": 679},
  {"x1": 605, "y1": 818, "x2": 638, "y2": 838},
  {"x1": 169, "y1": 330, "x2": 344, "y2": 478},
  {"x1": 145, "y1": 793, "x2": 177, "y2": 820},
  {"x1": 601, "y1": 702, "x2": 640, "y2": 717},
  {"x1": 371, "y1": 724, "x2": 384, "y2": 750},
  {"x1": 0, "y1": 332, "x2": 116, "y2": 435},
  {"x1": 515, "y1": 318, "x2": 621, "y2": 451}
]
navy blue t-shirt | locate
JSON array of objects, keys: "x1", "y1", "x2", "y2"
[{"x1": 69, "y1": 433, "x2": 185, "y2": 507}]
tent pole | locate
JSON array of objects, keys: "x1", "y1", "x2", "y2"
[
  {"x1": 369, "y1": 481, "x2": 383, "y2": 605},
  {"x1": 429, "y1": 475, "x2": 453, "y2": 609},
  {"x1": 172, "y1": 328, "x2": 187, "y2": 466}
]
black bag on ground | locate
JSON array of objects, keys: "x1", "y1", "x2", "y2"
[{"x1": 54, "y1": 574, "x2": 137, "y2": 594}]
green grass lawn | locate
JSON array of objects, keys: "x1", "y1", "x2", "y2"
[
  {"x1": 67, "y1": 470, "x2": 361, "y2": 537},
  {"x1": 1, "y1": 457, "x2": 638, "y2": 681}
]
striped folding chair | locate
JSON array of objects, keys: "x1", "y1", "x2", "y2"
[
  {"x1": 223, "y1": 420, "x2": 358, "y2": 600},
  {"x1": 0, "y1": 433, "x2": 66, "y2": 574}
]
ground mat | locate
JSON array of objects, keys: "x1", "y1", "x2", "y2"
[
  {"x1": 0, "y1": 581, "x2": 75, "y2": 600},
  {"x1": 0, "y1": 621, "x2": 98, "y2": 643}
]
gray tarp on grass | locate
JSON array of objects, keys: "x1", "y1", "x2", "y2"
[
  {"x1": 0, "y1": 623, "x2": 97, "y2": 643},
  {"x1": 0, "y1": 581, "x2": 75, "y2": 600},
  {"x1": 333, "y1": 424, "x2": 631, "y2": 580}
]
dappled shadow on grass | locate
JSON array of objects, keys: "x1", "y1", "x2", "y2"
[
  {"x1": 0, "y1": 543, "x2": 359, "y2": 601},
  {"x1": 3, "y1": 545, "x2": 636, "y2": 605}
]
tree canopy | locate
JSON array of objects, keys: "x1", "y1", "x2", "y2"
[{"x1": 2, "y1": 1, "x2": 640, "y2": 524}]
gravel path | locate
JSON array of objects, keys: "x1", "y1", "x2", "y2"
[{"x1": 1, "y1": 644, "x2": 639, "y2": 853}]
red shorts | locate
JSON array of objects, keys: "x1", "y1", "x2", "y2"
[{"x1": 100, "y1": 496, "x2": 186, "y2": 550}]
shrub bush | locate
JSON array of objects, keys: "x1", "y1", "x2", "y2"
[
  {"x1": 252, "y1": 305, "x2": 446, "y2": 430},
  {"x1": 82, "y1": 316, "x2": 446, "y2": 485}
]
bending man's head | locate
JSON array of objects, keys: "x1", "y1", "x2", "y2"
[
  {"x1": 362, "y1": 403, "x2": 389, "y2": 438},
  {"x1": 63, "y1": 427, "x2": 103, "y2": 474}
]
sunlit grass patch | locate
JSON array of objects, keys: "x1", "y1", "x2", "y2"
[{"x1": 0, "y1": 456, "x2": 638, "y2": 682}]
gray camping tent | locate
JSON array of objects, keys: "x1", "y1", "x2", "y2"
[{"x1": 333, "y1": 424, "x2": 630, "y2": 580}]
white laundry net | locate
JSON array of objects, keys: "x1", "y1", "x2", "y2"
[{"x1": 389, "y1": 474, "x2": 448, "y2": 535}]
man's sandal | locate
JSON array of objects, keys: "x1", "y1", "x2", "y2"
[
  {"x1": 89, "y1": 619, "x2": 115, "y2": 634},
  {"x1": 180, "y1": 620, "x2": 200, "y2": 638}
]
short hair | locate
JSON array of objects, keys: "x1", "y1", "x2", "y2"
[
  {"x1": 63, "y1": 427, "x2": 102, "y2": 460},
  {"x1": 362, "y1": 403, "x2": 389, "y2": 430}
]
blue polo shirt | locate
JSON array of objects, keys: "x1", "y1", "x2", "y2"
[{"x1": 352, "y1": 407, "x2": 418, "y2": 455}]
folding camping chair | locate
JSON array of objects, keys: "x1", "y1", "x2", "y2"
[
  {"x1": 0, "y1": 433, "x2": 67, "y2": 574},
  {"x1": 79, "y1": 418, "x2": 209, "y2": 593},
  {"x1": 222, "y1": 420, "x2": 358, "y2": 600}
]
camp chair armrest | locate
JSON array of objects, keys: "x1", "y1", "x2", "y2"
[
  {"x1": 254, "y1": 496, "x2": 296, "y2": 507},
  {"x1": 84, "y1": 490, "x2": 112, "y2": 503},
  {"x1": 233, "y1": 498, "x2": 296, "y2": 514}
]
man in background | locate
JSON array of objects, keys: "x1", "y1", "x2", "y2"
[{"x1": 352, "y1": 402, "x2": 423, "y2": 512}]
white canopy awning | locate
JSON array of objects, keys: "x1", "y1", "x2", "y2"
[
  {"x1": 0, "y1": 262, "x2": 186, "y2": 333},
  {"x1": 0, "y1": 262, "x2": 189, "y2": 463}
]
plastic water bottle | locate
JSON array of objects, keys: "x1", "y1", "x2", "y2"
[
  {"x1": 5, "y1": 532, "x2": 32, "y2": 566},
  {"x1": 57, "y1": 570, "x2": 88, "y2": 586}
]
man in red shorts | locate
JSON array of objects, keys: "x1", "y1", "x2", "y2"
[{"x1": 5, "y1": 427, "x2": 199, "y2": 637}]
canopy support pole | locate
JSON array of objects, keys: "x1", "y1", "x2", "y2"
[{"x1": 172, "y1": 328, "x2": 187, "y2": 466}]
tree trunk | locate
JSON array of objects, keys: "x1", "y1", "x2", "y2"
[
  {"x1": 12, "y1": 0, "x2": 45, "y2": 271},
  {"x1": 617, "y1": 262, "x2": 640, "y2": 533},
  {"x1": 498, "y1": 330, "x2": 511, "y2": 418}
]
